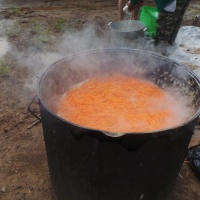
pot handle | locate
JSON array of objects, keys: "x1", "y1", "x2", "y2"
[
  {"x1": 28, "y1": 95, "x2": 42, "y2": 121},
  {"x1": 143, "y1": 27, "x2": 148, "y2": 32},
  {"x1": 108, "y1": 22, "x2": 113, "y2": 26}
]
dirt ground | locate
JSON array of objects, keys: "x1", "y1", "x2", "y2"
[{"x1": 0, "y1": 0, "x2": 200, "y2": 200}]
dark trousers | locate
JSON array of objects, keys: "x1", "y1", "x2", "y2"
[{"x1": 155, "y1": 0, "x2": 191, "y2": 45}]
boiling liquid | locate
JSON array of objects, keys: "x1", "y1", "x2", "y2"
[{"x1": 57, "y1": 74, "x2": 191, "y2": 133}]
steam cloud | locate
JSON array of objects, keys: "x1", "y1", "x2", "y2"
[
  {"x1": 9, "y1": 23, "x2": 112, "y2": 78},
  {"x1": 1, "y1": 22, "x2": 112, "y2": 92},
  {"x1": 1, "y1": 17, "x2": 198, "y2": 129}
]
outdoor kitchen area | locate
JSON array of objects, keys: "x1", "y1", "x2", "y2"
[{"x1": 0, "y1": 0, "x2": 200, "y2": 200}]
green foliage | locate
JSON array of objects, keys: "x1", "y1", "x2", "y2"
[
  {"x1": 0, "y1": 59, "x2": 10, "y2": 77},
  {"x1": 31, "y1": 20, "x2": 42, "y2": 32},
  {"x1": 6, "y1": 8, "x2": 21, "y2": 16},
  {"x1": 54, "y1": 17, "x2": 66, "y2": 32},
  {"x1": 30, "y1": 20, "x2": 51, "y2": 43}
]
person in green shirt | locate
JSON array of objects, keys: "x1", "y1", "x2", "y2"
[
  {"x1": 127, "y1": 0, "x2": 174, "y2": 12},
  {"x1": 123, "y1": 0, "x2": 191, "y2": 45}
]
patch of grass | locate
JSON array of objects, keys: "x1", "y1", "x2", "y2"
[
  {"x1": 31, "y1": 20, "x2": 42, "y2": 32},
  {"x1": 0, "y1": 59, "x2": 10, "y2": 77},
  {"x1": 38, "y1": 33, "x2": 51, "y2": 44},
  {"x1": 30, "y1": 20, "x2": 52, "y2": 43},
  {"x1": 5, "y1": 8, "x2": 21, "y2": 17},
  {"x1": 54, "y1": 17, "x2": 66, "y2": 32}
]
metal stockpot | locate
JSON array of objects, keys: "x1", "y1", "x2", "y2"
[
  {"x1": 108, "y1": 20, "x2": 147, "y2": 47},
  {"x1": 35, "y1": 49, "x2": 200, "y2": 200}
]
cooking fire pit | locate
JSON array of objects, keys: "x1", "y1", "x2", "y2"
[{"x1": 37, "y1": 49, "x2": 200, "y2": 200}]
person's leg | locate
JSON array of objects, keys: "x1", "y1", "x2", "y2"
[
  {"x1": 169, "y1": 0, "x2": 191, "y2": 44},
  {"x1": 154, "y1": 11, "x2": 174, "y2": 45},
  {"x1": 118, "y1": 0, "x2": 127, "y2": 20},
  {"x1": 155, "y1": 0, "x2": 191, "y2": 45}
]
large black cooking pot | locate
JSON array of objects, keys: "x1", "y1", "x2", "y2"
[{"x1": 37, "y1": 49, "x2": 200, "y2": 200}]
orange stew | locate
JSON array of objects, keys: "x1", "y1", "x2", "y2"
[{"x1": 57, "y1": 74, "x2": 183, "y2": 133}]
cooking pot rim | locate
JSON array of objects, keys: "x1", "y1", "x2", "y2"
[
  {"x1": 109, "y1": 20, "x2": 145, "y2": 33},
  {"x1": 37, "y1": 48, "x2": 200, "y2": 137}
]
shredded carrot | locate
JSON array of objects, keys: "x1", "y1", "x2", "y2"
[{"x1": 57, "y1": 74, "x2": 183, "y2": 133}]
